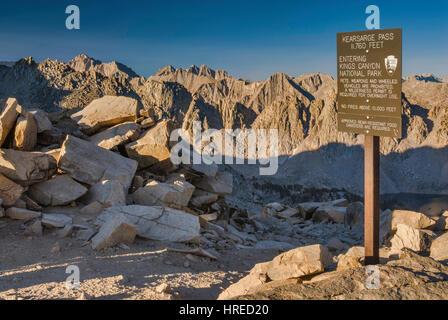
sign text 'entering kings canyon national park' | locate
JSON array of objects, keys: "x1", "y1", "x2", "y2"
[{"x1": 337, "y1": 28, "x2": 402, "y2": 138}]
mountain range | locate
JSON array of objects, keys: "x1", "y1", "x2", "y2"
[{"x1": 0, "y1": 54, "x2": 447, "y2": 195}]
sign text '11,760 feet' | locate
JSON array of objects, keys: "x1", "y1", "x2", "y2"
[{"x1": 337, "y1": 28, "x2": 402, "y2": 138}]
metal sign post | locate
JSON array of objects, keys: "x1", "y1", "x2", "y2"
[
  {"x1": 364, "y1": 135, "x2": 380, "y2": 265},
  {"x1": 337, "y1": 28, "x2": 402, "y2": 265}
]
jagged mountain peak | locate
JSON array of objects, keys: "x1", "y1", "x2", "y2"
[
  {"x1": 187, "y1": 64, "x2": 200, "y2": 74},
  {"x1": 16, "y1": 56, "x2": 37, "y2": 67},
  {"x1": 68, "y1": 53, "x2": 100, "y2": 69},
  {"x1": 267, "y1": 72, "x2": 292, "y2": 82},
  {"x1": 155, "y1": 65, "x2": 176, "y2": 76},
  {"x1": 149, "y1": 63, "x2": 235, "y2": 93},
  {"x1": 67, "y1": 54, "x2": 139, "y2": 79},
  {"x1": 198, "y1": 64, "x2": 215, "y2": 78},
  {"x1": 155, "y1": 64, "x2": 231, "y2": 81},
  {"x1": 76, "y1": 53, "x2": 91, "y2": 60}
]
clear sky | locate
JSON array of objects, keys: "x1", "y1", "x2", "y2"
[{"x1": 0, "y1": 0, "x2": 447, "y2": 81}]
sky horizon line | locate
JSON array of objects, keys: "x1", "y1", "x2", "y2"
[{"x1": 1, "y1": 53, "x2": 447, "y2": 83}]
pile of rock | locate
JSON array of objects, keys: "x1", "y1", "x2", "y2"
[
  {"x1": 220, "y1": 248, "x2": 448, "y2": 300},
  {"x1": 0, "y1": 96, "x2": 234, "y2": 251},
  {"x1": 205, "y1": 199, "x2": 363, "y2": 252},
  {"x1": 290, "y1": 198, "x2": 448, "y2": 261},
  {"x1": 218, "y1": 244, "x2": 333, "y2": 299},
  {"x1": 385, "y1": 209, "x2": 448, "y2": 261},
  {"x1": 217, "y1": 204, "x2": 448, "y2": 299}
]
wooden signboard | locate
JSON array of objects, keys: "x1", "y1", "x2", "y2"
[{"x1": 337, "y1": 28, "x2": 402, "y2": 138}]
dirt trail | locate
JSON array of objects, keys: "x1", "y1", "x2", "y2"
[{"x1": 0, "y1": 219, "x2": 280, "y2": 300}]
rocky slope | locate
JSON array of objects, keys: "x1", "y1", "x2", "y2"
[{"x1": 0, "y1": 54, "x2": 446, "y2": 194}]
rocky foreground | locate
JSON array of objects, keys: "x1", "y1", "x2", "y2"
[{"x1": 216, "y1": 205, "x2": 448, "y2": 300}]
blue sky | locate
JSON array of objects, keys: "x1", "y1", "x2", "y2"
[{"x1": 0, "y1": 0, "x2": 447, "y2": 80}]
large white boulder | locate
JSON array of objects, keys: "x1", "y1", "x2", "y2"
[
  {"x1": 71, "y1": 96, "x2": 139, "y2": 135},
  {"x1": 58, "y1": 135, "x2": 137, "y2": 191},
  {"x1": 88, "y1": 122, "x2": 141, "y2": 150},
  {"x1": 0, "y1": 98, "x2": 21, "y2": 147},
  {"x1": 96, "y1": 205, "x2": 200, "y2": 242},
  {"x1": 390, "y1": 224, "x2": 434, "y2": 252},
  {"x1": 125, "y1": 120, "x2": 174, "y2": 171},
  {"x1": 131, "y1": 179, "x2": 195, "y2": 208},
  {"x1": 218, "y1": 244, "x2": 332, "y2": 300},
  {"x1": 81, "y1": 179, "x2": 127, "y2": 207},
  {"x1": 28, "y1": 174, "x2": 88, "y2": 206},
  {"x1": 0, "y1": 149, "x2": 57, "y2": 185},
  {"x1": 91, "y1": 213, "x2": 137, "y2": 250},
  {"x1": 391, "y1": 210, "x2": 435, "y2": 230},
  {"x1": 13, "y1": 111, "x2": 37, "y2": 151},
  {"x1": 266, "y1": 244, "x2": 333, "y2": 281}
]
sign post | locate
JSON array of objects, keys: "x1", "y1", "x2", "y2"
[
  {"x1": 337, "y1": 28, "x2": 402, "y2": 265},
  {"x1": 364, "y1": 135, "x2": 380, "y2": 265}
]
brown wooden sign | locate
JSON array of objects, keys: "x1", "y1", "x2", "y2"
[{"x1": 337, "y1": 28, "x2": 402, "y2": 138}]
